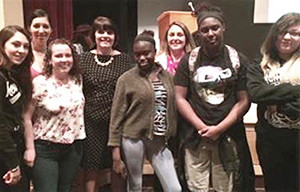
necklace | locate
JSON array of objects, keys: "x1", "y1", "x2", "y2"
[{"x1": 94, "y1": 55, "x2": 114, "y2": 66}]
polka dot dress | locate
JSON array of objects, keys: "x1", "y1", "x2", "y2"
[{"x1": 80, "y1": 51, "x2": 133, "y2": 170}]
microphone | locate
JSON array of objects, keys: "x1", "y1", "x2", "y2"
[
  {"x1": 188, "y1": 1, "x2": 196, "y2": 16},
  {"x1": 188, "y1": 1, "x2": 195, "y2": 12}
]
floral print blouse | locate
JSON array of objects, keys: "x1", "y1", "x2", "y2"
[{"x1": 32, "y1": 75, "x2": 86, "y2": 144}]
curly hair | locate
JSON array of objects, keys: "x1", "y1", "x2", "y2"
[{"x1": 44, "y1": 38, "x2": 81, "y2": 78}]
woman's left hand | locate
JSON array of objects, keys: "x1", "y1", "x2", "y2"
[{"x1": 113, "y1": 159, "x2": 127, "y2": 179}]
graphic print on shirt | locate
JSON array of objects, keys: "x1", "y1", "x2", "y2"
[
  {"x1": 5, "y1": 81, "x2": 21, "y2": 104},
  {"x1": 193, "y1": 65, "x2": 232, "y2": 105},
  {"x1": 264, "y1": 69, "x2": 300, "y2": 128},
  {"x1": 152, "y1": 81, "x2": 167, "y2": 136}
]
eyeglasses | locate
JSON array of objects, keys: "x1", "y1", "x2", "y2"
[{"x1": 279, "y1": 30, "x2": 300, "y2": 38}]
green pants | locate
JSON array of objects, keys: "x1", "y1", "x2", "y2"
[{"x1": 32, "y1": 140, "x2": 83, "y2": 192}]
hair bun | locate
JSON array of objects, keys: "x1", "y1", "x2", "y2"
[
  {"x1": 196, "y1": 2, "x2": 222, "y2": 15},
  {"x1": 195, "y1": 2, "x2": 212, "y2": 13},
  {"x1": 134, "y1": 30, "x2": 156, "y2": 47},
  {"x1": 195, "y1": 2, "x2": 225, "y2": 25},
  {"x1": 140, "y1": 30, "x2": 154, "y2": 38}
]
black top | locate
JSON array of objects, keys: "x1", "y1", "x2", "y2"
[
  {"x1": 174, "y1": 46, "x2": 249, "y2": 146},
  {"x1": 80, "y1": 52, "x2": 134, "y2": 123},
  {"x1": 247, "y1": 57, "x2": 300, "y2": 133},
  {"x1": 0, "y1": 68, "x2": 24, "y2": 169}
]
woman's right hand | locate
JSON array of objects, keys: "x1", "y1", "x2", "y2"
[
  {"x1": 23, "y1": 148, "x2": 36, "y2": 167},
  {"x1": 113, "y1": 159, "x2": 127, "y2": 179},
  {"x1": 3, "y1": 166, "x2": 21, "y2": 185}
]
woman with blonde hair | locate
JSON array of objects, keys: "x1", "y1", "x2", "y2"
[
  {"x1": 156, "y1": 21, "x2": 195, "y2": 75},
  {"x1": 247, "y1": 12, "x2": 300, "y2": 191}
]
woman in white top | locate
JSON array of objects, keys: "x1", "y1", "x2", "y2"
[
  {"x1": 156, "y1": 21, "x2": 195, "y2": 75},
  {"x1": 23, "y1": 39, "x2": 86, "y2": 192}
]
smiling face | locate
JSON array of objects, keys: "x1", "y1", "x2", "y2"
[
  {"x1": 167, "y1": 24, "x2": 186, "y2": 52},
  {"x1": 276, "y1": 24, "x2": 300, "y2": 60},
  {"x1": 4, "y1": 31, "x2": 30, "y2": 66},
  {"x1": 95, "y1": 29, "x2": 115, "y2": 50},
  {"x1": 134, "y1": 40, "x2": 156, "y2": 73},
  {"x1": 29, "y1": 16, "x2": 52, "y2": 44},
  {"x1": 50, "y1": 43, "x2": 73, "y2": 76},
  {"x1": 199, "y1": 17, "x2": 225, "y2": 53}
]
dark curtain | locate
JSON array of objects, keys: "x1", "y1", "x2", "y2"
[
  {"x1": 23, "y1": 0, "x2": 74, "y2": 40},
  {"x1": 73, "y1": 0, "x2": 137, "y2": 54}
]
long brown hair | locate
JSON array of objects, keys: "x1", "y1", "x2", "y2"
[
  {"x1": 261, "y1": 12, "x2": 300, "y2": 62},
  {"x1": 260, "y1": 13, "x2": 300, "y2": 85},
  {"x1": 0, "y1": 25, "x2": 33, "y2": 106}
]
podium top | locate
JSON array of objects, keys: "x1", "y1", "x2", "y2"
[{"x1": 157, "y1": 11, "x2": 195, "y2": 22}]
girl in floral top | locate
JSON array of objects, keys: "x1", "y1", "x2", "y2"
[{"x1": 23, "y1": 39, "x2": 86, "y2": 192}]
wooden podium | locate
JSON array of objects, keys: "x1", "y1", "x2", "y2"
[{"x1": 157, "y1": 11, "x2": 198, "y2": 43}]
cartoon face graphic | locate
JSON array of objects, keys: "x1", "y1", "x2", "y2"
[{"x1": 193, "y1": 66, "x2": 232, "y2": 105}]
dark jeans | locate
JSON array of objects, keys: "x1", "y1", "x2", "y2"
[
  {"x1": 256, "y1": 127, "x2": 300, "y2": 192},
  {"x1": 0, "y1": 133, "x2": 29, "y2": 192},
  {"x1": 32, "y1": 140, "x2": 83, "y2": 192}
]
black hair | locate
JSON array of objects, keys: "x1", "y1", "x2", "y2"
[{"x1": 134, "y1": 30, "x2": 156, "y2": 48}]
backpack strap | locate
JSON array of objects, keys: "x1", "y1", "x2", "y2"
[
  {"x1": 188, "y1": 45, "x2": 240, "y2": 74},
  {"x1": 225, "y1": 45, "x2": 240, "y2": 73},
  {"x1": 188, "y1": 47, "x2": 201, "y2": 73}
]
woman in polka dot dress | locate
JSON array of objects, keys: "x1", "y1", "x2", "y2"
[{"x1": 79, "y1": 16, "x2": 133, "y2": 192}]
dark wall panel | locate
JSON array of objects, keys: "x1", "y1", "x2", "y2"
[
  {"x1": 190, "y1": 0, "x2": 272, "y2": 60},
  {"x1": 73, "y1": 0, "x2": 137, "y2": 54}
]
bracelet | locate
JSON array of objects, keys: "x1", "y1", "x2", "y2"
[{"x1": 11, "y1": 166, "x2": 20, "y2": 173}]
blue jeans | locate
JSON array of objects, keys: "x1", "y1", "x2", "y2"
[{"x1": 32, "y1": 140, "x2": 83, "y2": 192}]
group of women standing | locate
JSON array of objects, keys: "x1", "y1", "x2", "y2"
[
  {"x1": 0, "y1": 6, "x2": 300, "y2": 192},
  {"x1": 0, "y1": 9, "x2": 134, "y2": 192}
]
